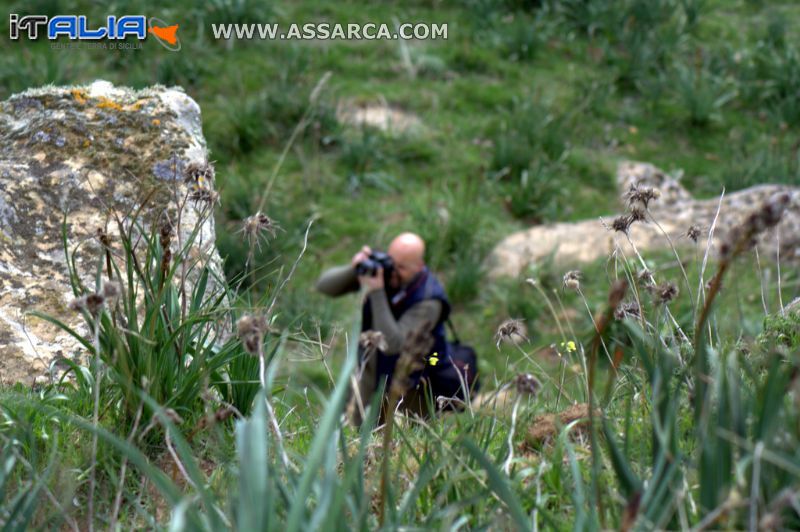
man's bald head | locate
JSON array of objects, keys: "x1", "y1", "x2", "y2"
[{"x1": 388, "y1": 232, "x2": 426, "y2": 285}]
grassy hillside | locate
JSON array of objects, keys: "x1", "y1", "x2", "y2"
[
  {"x1": 2, "y1": 0, "x2": 800, "y2": 529},
  {"x1": 2, "y1": 0, "x2": 798, "y2": 359}
]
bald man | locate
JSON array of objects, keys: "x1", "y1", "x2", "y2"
[{"x1": 316, "y1": 232, "x2": 452, "y2": 417}]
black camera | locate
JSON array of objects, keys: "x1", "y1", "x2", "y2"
[{"x1": 355, "y1": 251, "x2": 394, "y2": 277}]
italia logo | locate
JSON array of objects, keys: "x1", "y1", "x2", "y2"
[{"x1": 9, "y1": 14, "x2": 180, "y2": 51}]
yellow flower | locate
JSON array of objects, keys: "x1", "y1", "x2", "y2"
[
  {"x1": 559, "y1": 340, "x2": 577, "y2": 354},
  {"x1": 429, "y1": 352, "x2": 439, "y2": 366}
]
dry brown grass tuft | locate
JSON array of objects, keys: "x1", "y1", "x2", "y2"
[{"x1": 524, "y1": 403, "x2": 597, "y2": 446}]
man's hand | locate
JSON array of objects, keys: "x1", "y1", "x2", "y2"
[
  {"x1": 358, "y1": 267, "x2": 384, "y2": 293},
  {"x1": 351, "y1": 245, "x2": 372, "y2": 268}
]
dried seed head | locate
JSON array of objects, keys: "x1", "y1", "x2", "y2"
[
  {"x1": 240, "y1": 212, "x2": 279, "y2": 251},
  {"x1": 70, "y1": 292, "x2": 107, "y2": 315},
  {"x1": 85, "y1": 294, "x2": 105, "y2": 315},
  {"x1": 183, "y1": 161, "x2": 216, "y2": 187},
  {"x1": 614, "y1": 300, "x2": 641, "y2": 320},
  {"x1": 637, "y1": 268, "x2": 655, "y2": 286},
  {"x1": 563, "y1": 270, "x2": 582, "y2": 291},
  {"x1": 495, "y1": 319, "x2": 528, "y2": 348},
  {"x1": 102, "y1": 281, "x2": 120, "y2": 303},
  {"x1": 515, "y1": 373, "x2": 541, "y2": 396},
  {"x1": 624, "y1": 185, "x2": 660, "y2": 211},
  {"x1": 95, "y1": 227, "x2": 111, "y2": 248},
  {"x1": 612, "y1": 214, "x2": 632, "y2": 234},
  {"x1": 159, "y1": 218, "x2": 173, "y2": 249},
  {"x1": 760, "y1": 192, "x2": 790, "y2": 227},
  {"x1": 236, "y1": 314, "x2": 269, "y2": 356},
  {"x1": 720, "y1": 193, "x2": 791, "y2": 261},
  {"x1": 68, "y1": 297, "x2": 86, "y2": 313},
  {"x1": 629, "y1": 207, "x2": 647, "y2": 223},
  {"x1": 686, "y1": 225, "x2": 701, "y2": 242},
  {"x1": 359, "y1": 330, "x2": 388, "y2": 353},
  {"x1": 189, "y1": 188, "x2": 220, "y2": 207},
  {"x1": 653, "y1": 281, "x2": 679, "y2": 305}
]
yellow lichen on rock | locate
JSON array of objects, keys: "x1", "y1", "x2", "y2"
[
  {"x1": 96, "y1": 96, "x2": 124, "y2": 111},
  {"x1": 71, "y1": 88, "x2": 88, "y2": 104}
]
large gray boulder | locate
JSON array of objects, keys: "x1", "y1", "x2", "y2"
[
  {"x1": 488, "y1": 161, "x2": 800, "y2": 278},
  {"x1": 0, "y1": 81, "x2": 225, "y2": 385}
]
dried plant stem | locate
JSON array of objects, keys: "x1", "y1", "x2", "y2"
[
  {"x1": 696, "y1": 192, "x2": 725, "y2": 344},
  {"x1": 512, "y1": 343, "x2": 572, "y2": 403},
  {"x1": 556, "y1": 357, "x2": 567, "y2": 409},
  {"x1": 528, "y1": 279, "x2": 587, "y2": 399},
  {"x1": 379, "y1": 326, "x2": 434, "y2": 526},
  {"x1": 109, "y1": 400, "x2": 144, "y2": 530},
  {"x1": 258, "y1": 345, "x2": 291, "y2": 471},
  {"x1": 265, "y1": 218, "x2": 314, "y2": 318},
  {"x1": 621, "y1": 232, "x2": 690, "y2": 346},
  {"x1": 502, "y1": 397, "x2": 522, "y2": 475},
  {"x1": 551, "y1": 288, "x2": 588, "y2": 399},
  {"x1": 587, "y1": 280, "x2": 627, "y2": 530},
  {"x1": 577, "y1": 287, "x2": 614, "y2": 368},
  {"x1": 749, "y1": 442, "x2": 765, "y2": 532},
  {"x1": 379, "y1": 389, "x2": 400, "y2": 526},
  {"x1": 87, "y1": 318, "x2": 102, "y2": 532},
  {"x1": 647, "y1": 210, "x2": 694, "y2": 304},
  {"x1": 165, "y1": 428, "x2": 195, "y2": 489},
  {"x1": 776, "y1": 227, "x2": 784, "y2": 314},
  {"x1": 754, "y1": 247, "x2": 769, "y2": 315},
  {"x1": 525, "y1": 278, "x2": 567, "y2": 340},
  {"x1": 695, "y1": 260, "x2": 729, "y2": 343}
]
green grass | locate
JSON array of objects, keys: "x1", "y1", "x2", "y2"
[{"x1": 2, "y1": 0, "x2": 800, "y2": 528}]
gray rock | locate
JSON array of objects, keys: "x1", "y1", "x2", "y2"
[
  {"x1": 0, "y1": 81, "x2": 226, "y2": 385},
  {"x1": 488, "y1": 161, "x2": 800, "y2": 278}
]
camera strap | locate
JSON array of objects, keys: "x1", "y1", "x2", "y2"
[{"x1": 446, "y1": 318, "x2": 461, "y2": 345}]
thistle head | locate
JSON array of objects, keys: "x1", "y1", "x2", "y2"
[
  {"x1": 614, "y1": 300, "x2": 641, "y2": 320},
  {"x1": 515, "y1": 373, "x2": 541, "y2": 396},
  {"x1": 495, "y1": 318, "x2": 528, "y2": 349},
  {"x1": 189, "y1": 188, "x2": 220, "y2": 207},
  {"x1": 241, "y1": 212, "x2": 279, "y2": 251},
  {"x1": 101, "y1": 280, "x2": 120, "y2": 305},
  {"x1": 637, "y1": 268, "x2": 655, "y2": 286},
  {"x1": 95, "y1": 227, "x2": 111, "y2": 248},
  {"x1": 612, "y1": 214, "x2": 632, "y2": 234},
  {"x1": 236, "y1": 314, "x2": 269, "y2": 356},
  {"x1": 563, "y1": 270, "x2": 582, "y2": 291},
  {"x1": 652, "y1": 281, "x2": 679, "y2": 305},
  {"x1": 183, "y1": 160, "x2": 216, "y2": 188},
  {"x1": 624, "y1": 184, "x2": 660, "y2": 211},
  {"x1": 69, "y1": 291, "x2": 107, "y2": 316},
  {"x1": 686, "y1": 225, "x2": 702, "y2": 243}
]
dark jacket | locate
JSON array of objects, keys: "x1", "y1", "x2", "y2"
[
  {"x1": 315, "y1": 264, "x2": 450, "y2": 397},
  {"x1": 362, "y1": 267, "x2": 451, "y2": 391}
]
